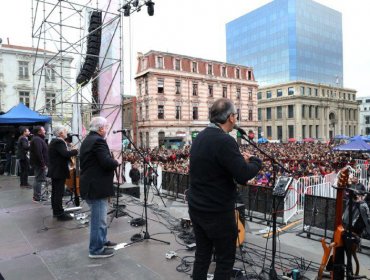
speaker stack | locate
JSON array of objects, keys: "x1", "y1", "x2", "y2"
[{"x1": 76, "y1": 11, "x2": 102, "y2": 86}]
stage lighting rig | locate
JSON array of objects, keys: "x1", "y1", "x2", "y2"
[{"x1": 120, "y1": 0, "x2": 155, "y2": 17}]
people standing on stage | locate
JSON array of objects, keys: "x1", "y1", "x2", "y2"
[
  {"x1": 30, "y1": 126, "x2": 48, "y2": 202},
  {"x1": 17, "y1": 127, "x2": 31, "y2": 188},
  {"x1": 129, "y1": 163, "x2": 140, "y2": 185},
  {"x1": 187, "y1": 98, "x2": 262, "y2": 280},
  {"x1": 80, "y1": 116, "x2": 119, "y2": 259},
  {"x1": 4, "y1": 132, "x2": 16, "y2": 176},
  {"x1": 48, "y1": 125, "x2": 78, "y2": 221}
]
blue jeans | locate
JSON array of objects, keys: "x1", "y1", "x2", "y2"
[
  {"x1": 86, "y1": 198, "x2": 108, "y2": 255},
  {"x1": 33, "y1": 166, "x2": 46, "y2": 199}
]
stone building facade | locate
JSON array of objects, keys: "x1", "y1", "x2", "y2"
[
  {"x1": 257, "y1": 81, "x2": 358, "y2": 142},
  {"x1": 357, "y1": 96, "x2": 370, "y2": 135},
  {"x1": 134, "y1": 50, "x2": 259, "y2": 149}
]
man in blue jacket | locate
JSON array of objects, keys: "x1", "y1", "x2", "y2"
[
  {"x1": 188, "y1": 98, "x2": 262, "y2": 280},
  {"x1": 80, "y1": 116, "x2": 119, "y2": 259}
]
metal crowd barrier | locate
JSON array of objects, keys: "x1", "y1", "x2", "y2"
[{"x1": 161, "y1": 171, "x2": 189, "y2": 200}]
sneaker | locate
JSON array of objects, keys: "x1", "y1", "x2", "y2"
[
  {"x1": 104, "y1": 241, "x2": 117, "y2": 249},
  {"x1": 89, "y1": 248, "x2": 115, "y2": 259},
  {"x1": 56, "y1": 213, "x2": 73, "y2": 221},
  {"x1": 33, "y1": 197, "x2": 47, "y2": 203}
]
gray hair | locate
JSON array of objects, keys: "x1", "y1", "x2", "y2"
[
  {"x1": 210, "y1": 98, "x2": 236, "y2": 124},
  {"x1": 89, "y1": 116, "x2": 108, "y2": 132},
  {"x1": 52, "y1": 125, "x2": 66, "y2": 136}
]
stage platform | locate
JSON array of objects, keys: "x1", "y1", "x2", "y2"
[{"x1": 0, "y1": 176, "x2": 369, "y2": 280}]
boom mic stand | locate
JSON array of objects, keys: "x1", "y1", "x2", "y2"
[
  {"x1": 117, "y1": 130, "x2": 169, "y2": 245},
  {"x1": 237, "y1": 128, "x2": 292, "y2": 280}
]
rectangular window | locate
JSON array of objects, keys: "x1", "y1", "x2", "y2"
[
  {"x1": 175, "y1": 106, "x2": 181, "y2": 120},
  {"x1": 267, "y1": 126, "x2": 272, "y2": 138},
  {"x1": 247, "y1": 70, "x2": 252, "y2": 80},
  {"x1": 18, "y1": 61, "x2": 29, "y2": 79},
  {"x1": 288, "y1": 105, "x2": 294, "y2": 118},
  {"x1": 288, "y1": 125, "x2": 294, "y2": 138},
  {"x1": 300, "y1": 86, "x2": 305, "y2": 95},
  {"x1": 302, "y1": 105, "x2": 305, "y2": 118},
  {"x1": 139, "y1": 82, "x2": 142, "y2": 96},
  {"x1": 175, "y1": 80, "x2": 181, "y2": 94},
  {"x1": 175, "y1": 59, "x2": 181, "y2": 70},
  {"x1": 222, "y1": 86, "x2": 227, "y2": 98},
  {"x1": 158, "y1": 105, "x2": 164, "y2": 119},
  {"x1": 157, "y1": 78, "x2": 164, "y2": 93},
  {"x1": 248, "y1": 89, "x2": 252, "y2": 101},
  {"x1": 316, "y1": 125, "x2": 319, "y2": 138},
  {"x1": 145, "y1": 79, "x2": 148, "y2": 95},
  {"x1": 236, "y1": 68, "x2": 240, "y2": 79},
  {"x1": 315, "y1": 106, "x2": 319, "y2": 118},
  {"x1": 276, "y1": 106, "x2": 282, "y2": 119},
  {"x1": 236, "y1": 108, "x2": 240, "y2": 121},
  {"x1": 266, "y1": 91, "x2": 272, "y2": 99},
  {"x1": 45, "y1": 67, "x2": 56, "y2": 82},
  {"x1": 309, "y1": 125, "x2": 313, "y2": 137},
  {"x1": 236, "y1": 87, "x2": 241, "y2": 99},
  {"x1": 192, "y1": 82, "x2": 198, "y2": 96},
  {"x1": 208, "y1": 64, "x2": 213, "y2": 75},
  {"x1": 277, "y1": 89, "x2": 283, "y2": 97},
  {"x1": 157, "y1": 57, "x2": 163, "y2": 69},
  {"x1": 248, "y1": 109, "x2": 253, "y2": 121},
  {"x1": 308, "y1": 87, "x2": 312, "y2": 96},
  {"x1": 266, "y1": 107, "x2": 271, "y2": 120},
  {"x1": 139, "y1": 106, "x2": 143, "y2": 120},
  {"x1": 302, "y1": 125, "x2": 306, "y2": 139},
  {"x1": 314, "y1": 88, "x2": 318, "y2": 96},
  {"x1": 145, "y1": 105, "x2": 149, "y2": 119},
  {"x1": 288, "y1": 87, "x2": 294, "y2": 96},
  {"x1": 309, "y1": 106, "x2": 312, "y2": 118},
  {"x1": 258, "y1": 108, "x2": 262, "y2": 121},
  {"x1": 277, "y1": 126, "x2": 282, "y2": 140},
  {"x1": 257, "y1": 92, "x2": 262, "y2": 100},
  {"x1": 192, "y1": 62, "x2": 197, "y2": 73},
  {"x1": 45, "y1": 92, "x2": 56, "y2": 111},
  {"x1": 208, "y1": 84, "x2": 213, "y2": 97},
  {"x1": 193, "y1": 107, "x2": 198, "y2": 120},
  {"x1": 19, "y1": 91, "x2": 30, "y2": 107},
  {"x1": 222, "y1": 66, "x2": 226, "y2": 77}
]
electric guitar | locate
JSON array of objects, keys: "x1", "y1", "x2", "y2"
[{"x1": 317, "y1": 166, "x2": 350, "y2": 280}]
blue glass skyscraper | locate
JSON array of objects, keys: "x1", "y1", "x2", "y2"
[{"x1": 226, "y1": 0, "x2": 343, "y2": 87}]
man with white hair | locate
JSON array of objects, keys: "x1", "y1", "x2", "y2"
[
  {"x1": 80, "y1": 116, "x2": 119, "y2": 259},
  {"x1": 48, "y1": 125, "x2": 78, "y2": 221}
]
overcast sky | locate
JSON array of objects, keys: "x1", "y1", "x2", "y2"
[{"x1": 0, "y1": 0, "x2": 369, "y2": 96}]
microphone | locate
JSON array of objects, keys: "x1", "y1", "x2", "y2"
[
  {"x1": 234, "y1": 125, "x2": 247, "y2": 136},
  {"x1": 113, "y1": 129, "x2": 129, "y2": 134}
]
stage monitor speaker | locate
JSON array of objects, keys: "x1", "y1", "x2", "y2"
[{"x1": 116, "y1": 183, "x2": 140, "y2": 199}]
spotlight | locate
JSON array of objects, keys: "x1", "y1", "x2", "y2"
[
  {"x1": 123, "y1": 3, "x2": 131, "y2": 17},
  {"x1": 146, "y1": 0, "x2": 154, "y2": 16},
  {"x1": 132, "y1": 0, "x2": 139, "y2": 7}
]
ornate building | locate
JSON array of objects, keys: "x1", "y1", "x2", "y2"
[
  {"x1": 0, "y1": 43, "x2": 73, "y2": 125},
  {"x1": 357, "y1": 97, "x2": 370, "y2": 135},
  {"x1": 257, "y1": 81, "x2": 358, "y2": 142},
  {"x1": 134, "y1": 50, "x2": 259, "y2": 148}
]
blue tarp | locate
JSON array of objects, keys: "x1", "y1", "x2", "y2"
[
  {"x1": 333, "y1": 139, "x2": 370, "y2": 152},
  {"x1": 350, "y1": 135, "x2": 370, "y2": 142},
  {"x1": 258, "y1": 137, "x2": 268, "y2": 143},
  {"x1": 0, "y1": 103, "x2": 51, "y2": 124},
  {"x1": 334, "y1": 134, "x2": 349, "y2": 140}
]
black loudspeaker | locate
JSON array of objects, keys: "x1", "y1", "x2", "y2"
[
  {"x1": 76, "y1": 11, "x2": 102, "y2": 86},
  {"x1": 117, "y1": 183, "x2": 140, "y2": 199},
  {"x1": 236, "y1": 203, "x2": 245, "y2": 227}
]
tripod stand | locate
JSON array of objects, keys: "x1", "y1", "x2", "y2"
[
  {"x1": 108, "y1": 160, "x2": 132, "y2": 226},
  {"x1": 119, "y1": 131, "x2": 169, "y2": 245}
]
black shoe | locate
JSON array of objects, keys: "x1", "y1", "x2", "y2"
[
  {"x1": 89, "y1": 248, "x2": 114, "y2": 259},
  {"x1": 104, "y1": 241, "x2": 117, "y2": 248},
  {"x1": 56, "y1": 213, "x2": 73, "y2": 221},
  {"x1": 33, "y1": 197, "x2": 47, "y2": 203}
]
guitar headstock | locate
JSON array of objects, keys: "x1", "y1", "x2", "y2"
[{"x1": 335, "y1": 166, "x2": 351, "y2": 189}]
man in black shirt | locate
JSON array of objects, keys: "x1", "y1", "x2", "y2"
[
  {"x1": 188, "y1": 98, "x2": 262, "y2": 280},
  {"x1": 17, "y1": 127, "x2": 31, "y2": 187}
]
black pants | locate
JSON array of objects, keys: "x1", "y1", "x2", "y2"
[
  {"x1": 51, "y1": 178, "x2": 65, "y2": 216},
  {"x1": 189, "y1": 208, "x2": 237, "y2": 280},
  {"x1": 19, "y1": 158, "x2": 29, "y2": 185}
]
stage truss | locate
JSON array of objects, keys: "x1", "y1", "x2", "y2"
[{"x1": 31, "y1": 0, "x2": 124, "y2": 146}]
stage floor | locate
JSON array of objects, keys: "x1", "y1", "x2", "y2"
[{"x1": 0, "y1": 175, "x2": 369, "y2": 280}]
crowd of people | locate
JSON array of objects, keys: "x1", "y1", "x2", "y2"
[{"x1": 121, "y1": 141, "x2": 368, "y2": 187}]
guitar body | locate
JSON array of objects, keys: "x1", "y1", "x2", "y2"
[
  {"x1": 235, "y1": 209, "x2": 245, "y2": 247},
  {"x1": 317, "y1": 167, "x2": 349, "y2": 280}
]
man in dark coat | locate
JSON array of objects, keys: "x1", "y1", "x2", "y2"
[
  {"x1": 17, "y1": 127, "x2": 31, "y2": 187},
  {"x1": 30, "y1": 126, "x2": 49, "y2": 202},
  {"x1": 80, "y1": 116, "x2": 119, "y2": 259},
  {"x1": 48, "y1": 125, "x2": 78, "y2": 221},
  {"x1": 188, "y1": 98, "x2": 262, "y2": 280},
  {"x1": 129, "y1": 163, "x2": 140, "y2": 185}
]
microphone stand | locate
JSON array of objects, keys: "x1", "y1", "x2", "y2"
[
  {"x1": 118, "y1": 131, "x2": 169, "y2": 245},
  {"x1": 238, "y1": 132, "x2": 291, "y2": 280}
]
